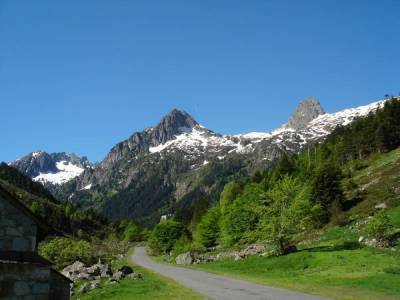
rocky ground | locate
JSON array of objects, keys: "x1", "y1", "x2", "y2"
[{"x1": 62, "y1": 260, "x2": 142, "y2": 295}]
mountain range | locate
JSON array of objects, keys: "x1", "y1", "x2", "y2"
[{"x1": 8, "y1": 97, "x2": 386, "y2": 225}]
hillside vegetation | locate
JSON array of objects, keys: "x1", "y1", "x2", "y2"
[
  {"x1": 192, "y1": 148, "x2": 400, "y2": 299},
  {"x1": 148, "y1": 98, "x2": 400, "y2": 299}
]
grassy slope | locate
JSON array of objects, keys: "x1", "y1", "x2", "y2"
[
  {"x1": 191, "y1": 149, "x2": 400, "y2": 300},
  {"x1": 72, "y1": 250, "x2": 204, "y2": 300}
]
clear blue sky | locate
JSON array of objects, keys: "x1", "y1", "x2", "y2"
[{"x1": 1, "y1": 1, "x2": 399, "y2": 163}]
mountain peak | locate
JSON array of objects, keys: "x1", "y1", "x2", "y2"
[
  {"x1": 287, "y1": 97, "x2": 325, "y2": 130},
  {"x1": 162, "y1": 109, "x2": 198, "y2": 127},
  {"x1": 151, "y1": 109, "x2": 198, "y2": 145}
]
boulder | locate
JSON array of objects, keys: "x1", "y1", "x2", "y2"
[
  {"x1": 89, "y1": 263, "x2": 112, "y2": 277},
  {"x1": 110, "y1": 271, "x2": 125, "y2": 282},
  {"x1": 175, "y1": 252, "x2": 193, "y2": 265},
  {"x1": 89, "y1": 279, "x2": 101, "y2": 290},
  {"x1": 86, "y1": 265, "x2": 101, "y2": 276},
  {"x1": 62, "y1": 261, "x2": 87, "y2": 282},
  {"x1": 375, "y1": 202, "x2": 387, "y2": 209},
  {"x1": 118, "y1": 266, "x2": 134, "y2": 275}
]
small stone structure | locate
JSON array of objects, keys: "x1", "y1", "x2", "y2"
[{"x1": 0, "y1": 186, "x2": 72, "y2": 299}]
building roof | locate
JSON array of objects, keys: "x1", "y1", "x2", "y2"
[
  {"x1": 0, "y1": 185, "x2": 51, "y2": 237},
  {"x1": 0, "y1": 251, "x2": 52, "y2": 266},
  {"x1": 51, "y1": 268, "x2": 74, "y2": 283}
]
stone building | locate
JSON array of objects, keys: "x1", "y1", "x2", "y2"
[{"x1": 0, "y1": 186, "x2": 71, "y2": 299}]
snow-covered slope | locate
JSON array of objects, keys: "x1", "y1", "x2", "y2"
[
  {"x1": 33, "y1": 160, "x2": 86, "y2": 185},
  {"x1": 142, "y1": 99, "x2": 387, "y2": 159},
  {"x1": 10, "y1": 151, "x2": 91, "y2": 186}
]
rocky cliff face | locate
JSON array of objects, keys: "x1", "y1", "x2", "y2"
[{"x1": 286, "y1": 98, "x2": 325, "y2": 130}]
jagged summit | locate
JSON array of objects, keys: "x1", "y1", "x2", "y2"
[
  {"x1": 151, "y1": 109, "x2": 199, "y2": 146},
  {"x1": 287, "y1": 97, "x2": 325, "y2": 130}
]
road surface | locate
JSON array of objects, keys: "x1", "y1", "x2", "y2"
[{"x1": 131, "y1": 247, "x2": 329, "y2": 300}]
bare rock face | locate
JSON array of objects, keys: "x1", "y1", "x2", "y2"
[
  {"x1": 175, "y1": 252, "x2": 193, "y2": 265},
  {"x1": 151, "y1": 109, "x2": 198, "y2": 146},
  {"x1": 287, "y1": 98, "x2": 325, "y2": 130}
]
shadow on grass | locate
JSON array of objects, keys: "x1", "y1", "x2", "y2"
[{"x1": 300, "y1": 241, "x2": 361, "y2": 253}]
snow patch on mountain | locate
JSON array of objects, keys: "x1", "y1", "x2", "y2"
[
  {"x1": 146, "y1": 99, "x2": 387, "y2": 157},
  {"x1": 81, "y1": 183, "x2": 92, "y2": 190},
  {"x1": 149, "y1": 126, "x2": 239, "y2": 154},
  {"x1": 33, "y1": 161, "x2": 85, "y2": 185},
  {"x1": 31, "y1": 151, "x2": 42, "y2": 158}
]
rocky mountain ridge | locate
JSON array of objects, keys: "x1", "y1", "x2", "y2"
[
  {"x1": 10, "y1": 151, "x2": 91, "y2": 187},
  {"x1": 10, "y1": 97, "x2": 388, "y2": 224}
]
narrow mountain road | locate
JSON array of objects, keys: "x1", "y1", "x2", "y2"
[{"x1": 131, "y1": 247, "x2": 330, "y2": 300}]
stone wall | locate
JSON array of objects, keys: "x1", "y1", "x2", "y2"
[
  {"x1": 50, "y1": 270, "x2": 71, "y2": 300},
  {"x1": 0, "y1": 263, "x2": 50, "y2": 299},
  {"x1": 0, "y1": 195, "x2": 37, "y2": 252}
]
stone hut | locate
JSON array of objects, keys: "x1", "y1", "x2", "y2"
[{"x1": 0, "y1": 186, "x2": 72, "y2": 299}]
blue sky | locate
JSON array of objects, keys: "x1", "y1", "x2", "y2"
[{"x1": 1, "y1": 0, "x2": 399, "y2": 163}]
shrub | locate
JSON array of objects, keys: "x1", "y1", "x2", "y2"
[
  {"x1": 148, "y1": 220, "x2": 188, "y2": 255},
  {"x1": 220, "y1": 183, "x2": 264, "y2": 247},
  {"x1": 366, "y1": 212, "x2": 393, "y2": 241},
  {"x1": 172, "y1": 235, "x2": 191, "y2": 255},
  {"x1": 221, "y1": 205, "x2": 258, "y2": 246},
  {"x1": 39, "y1": 237, "x2": 94, "y2": 269},
  {"x1": 194, "y1": 206, "x2": 221, "y2": 248},
  {"x1": 123, "y1": 223, "x2": 142, "y2": 242}
]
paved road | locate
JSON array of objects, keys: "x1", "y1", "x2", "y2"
[{"x1": 131, "y1": 247, "x2": 330, "y2": 300}]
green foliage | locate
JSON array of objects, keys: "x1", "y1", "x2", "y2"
[
  {"x1": 172, "y1": 235, "x2": 192, "y2": 255},
  {"x1": 366, "y1": 212, "x2": 393, "y2": 241},
  {"x1": 194, "y1": 206, "x2": 221, "y2": 248},
  {"x1": 140, "y1": 228, "x2": 152, "y2": 241},
  {"x1": 219, "y1": 181, "x2": 242, "y2": 214},
  {"x1": 148, "y1": 220, "x2": 189, "y2": 255},
  {"x1": 220, "y1": 184, "x2": 264, "y2": 246},
  {"x1": 39, "y1": 237, "x2": 94, "y2": 269},
  {"x1": 260, "y1": 176, "x2": 319, "y2": 255},
  {"x1": 310, "y1": 162, "x2": 345, "y2": 224},
  {"x1": 123, "y1": 223, "x2": 142, "y2": 242}
]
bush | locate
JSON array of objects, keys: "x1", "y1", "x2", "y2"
[
  {"x1": 123, "y1": 223, "x2": 142, "y2": 242},
  {"x1": 220, "y1": 183, "x2": 264, "y2": 247},
  {"x1": 141, "y1": 228, "x2": 152, "y2": 241},
  {"x1": 366, "y1": 212, "x2": 393, "y2": 241},
  {"x1": 39, "y1": 237, "x2": 94, "y2": 269},
  {"x1": 221, "y1": 205, "x2": 258, "y2": 246},
  {"x1": 173, "y1": 235, "x2": 191, "y2": 255},
  {"x1": 194, "y1": 206, "x2": 221, "y2": 248},
  {"x1": 148, "y1": 220, "x2": 189, "y2": 255}
]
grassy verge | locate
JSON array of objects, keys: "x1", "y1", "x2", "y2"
[
  {"x1": 190, "y1": 227, "x2": 400, "y2": 300},
  {"x1": 72, "y1": 249, "x2": 204, "y2": 300}
]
